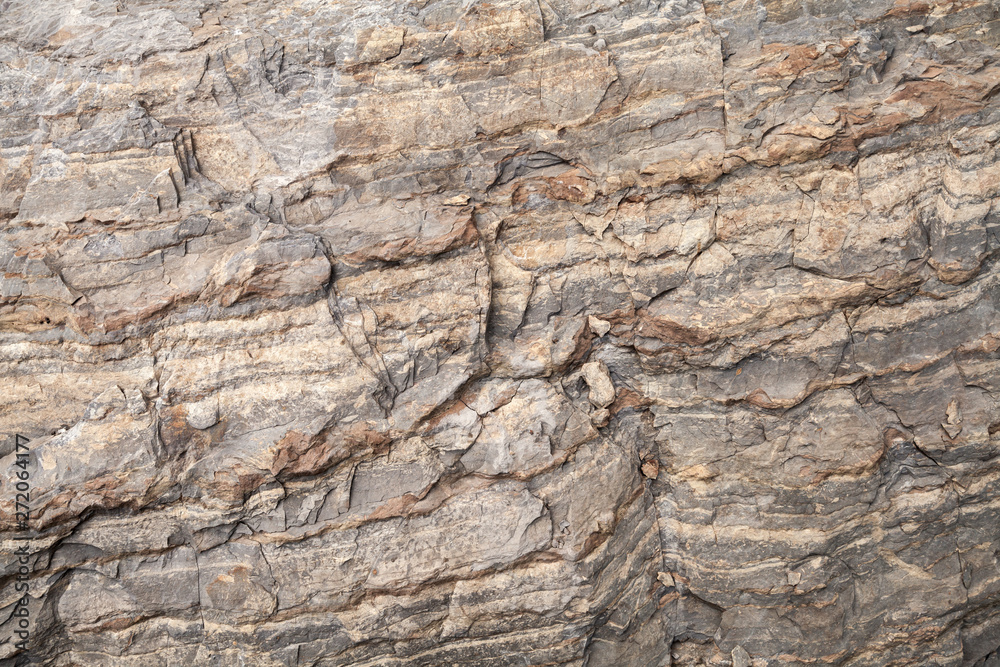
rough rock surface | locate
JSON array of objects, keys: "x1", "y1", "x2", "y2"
[{"x1": 1, "y1": 0, "x2": 1000, "y2": 665}]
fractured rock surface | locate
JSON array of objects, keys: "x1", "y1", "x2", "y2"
[{"x1": 1, "y1": 0, "x2": 1000, "y2": 664}]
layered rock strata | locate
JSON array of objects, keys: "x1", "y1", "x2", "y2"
[{"x1": 2, "y1": 0, "x2": 1000, "y2": 665}]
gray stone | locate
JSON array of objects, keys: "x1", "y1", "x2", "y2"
[{"x1": 1, "y1": 0, "x2": 1000, "y2": 664}]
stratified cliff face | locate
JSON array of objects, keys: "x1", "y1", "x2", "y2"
[{"x1": 1, "y1": 0, "x2": 1000, "y2": 665}]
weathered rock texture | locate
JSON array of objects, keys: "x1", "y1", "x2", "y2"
[{"x1": 2, "y1": 0, "x2": 1000, "y2": 665}]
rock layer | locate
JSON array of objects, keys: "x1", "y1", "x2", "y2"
[{"x1": 2, "y1": 0, "x2": 1000, "y2": 665}]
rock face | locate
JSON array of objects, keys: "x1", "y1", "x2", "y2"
[{"x1": 1, "y1": 0, "x2": 1000, "y2": 665}]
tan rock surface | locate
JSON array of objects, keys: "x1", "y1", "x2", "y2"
[{"x1": 2, "y1": 0, "x2": 1000, "y2": 664}]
